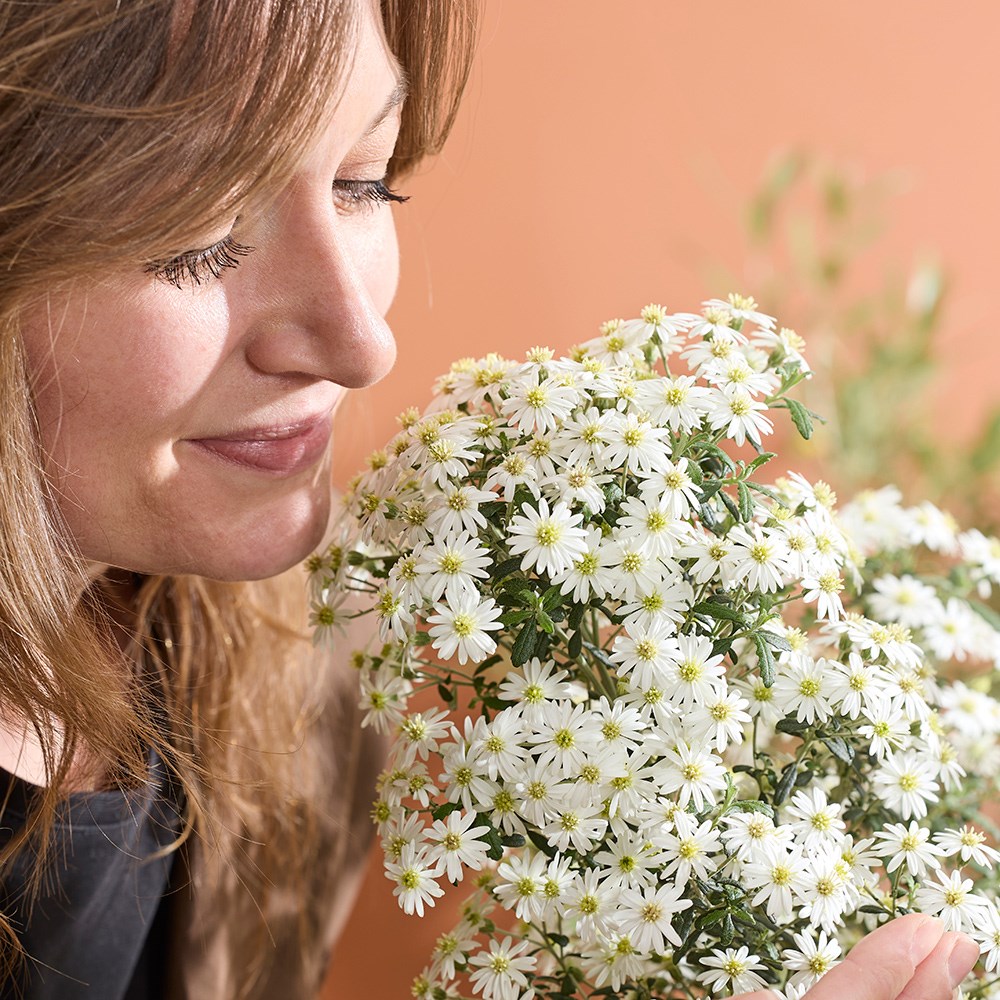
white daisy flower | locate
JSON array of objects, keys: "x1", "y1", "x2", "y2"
[
  {"x1": 727, "y1": 523, "x2": 791, "y2": 593},
  {"x1": 424, "y1": 809, "x2": 492, "y2": 883},
  {"x1": 615, "y1": 495, "x2": 690, "y2": 559},
  {"x1": 385, "y1": 843, "x2": 445, "y2": 917},
  {"x1": 500, "y1": 367, "x2": 579, "y2": 435},
  {"x1": 416, "y1": 532, "x2": 493, "y2": 605},
  {"x1": 772, "y1": 657, "x2": 834, "y2": 725},
  {"x1": 497, "y1": 657, "x2": 574, "y2": 721},
  {"x1": 935, "y1": 825, "x2": 1000, "y2": 869},
  {"x1": 655, "y1": 741, "x2": 727, "y2": 810},
  {"x1": 637, "y1": 456, "x2": 702, "y2": 518},
  {"x1": 424, "y1": 483, "x2": 496, "y2": 538},
  {"x1": 783, "y1": 930, "x2": 842, "y2": 990},
  {"x1": 784, "y1": 787, "x2": 846, "y2": 851},
  {"x1": 743, "y1": 840, "x2": 809, "y2": 922},
  {"x1": 494, "y1": 849, "x2": 548, "y2": 921},
  {"x1": 601, "y1": 411, "x2": 672, "y2": 473},
  {"x1": 657, "y1": 811, "x2": 722, "y2": 885},
  {"x1": 467, "y1": 935, "x2": 537, "y2": 1000},
  {"x1": 872, "y1": 749, "x2": 940, "y2": 820},
  {"x1": 551, "y1": 525, "x2": 618, "y2": 603},
  {"x1": 874, "y1": 821, "x2": 945, "y2": 878},
  {"x1": 706, "y1": 385, "x2": 774, "y2": 448},
  {"x1": 634, "y1": 373, "x2": 712, "y2": 433},
  {"x1": 696, "y1": 945, "x2": 769, "y2": 995},
  {"x1": 662, "y1": 633, "x2": 726, "y2": 708},
  {"x1": 426, "y1": 594, "x2": 504, "y2": 665},
  {"x1": 616, "y1": 881, "x2": 692, "y2": 954},
  {"x1": 610, "y1": 618, "x2": 680, "y2": 689},
  {"x1": 914, "y1": 868, "x2": 990, "y2": 932},
  {"x1": 562, "y1": 867, "x2": 619, "y2": 943},
  {"x1": 505, "y1": 497, "x2": 588, "y2": 578}
]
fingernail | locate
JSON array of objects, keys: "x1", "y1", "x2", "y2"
[
  {"x1": 910, "y1": 916, "x2": 945, "y2": 963},
  {"x1": 948, "y1": 934, "x2": 979, "y2": 989}
]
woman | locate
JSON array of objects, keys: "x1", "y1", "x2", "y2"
[{"x1": 0, "y1": 1, "x2": 981, "y2": 998}]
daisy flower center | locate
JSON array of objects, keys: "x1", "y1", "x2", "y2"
[
  {"x1": 536, "y1": 522, "x2": 563, "y2": 546},
  {"x1": 636, "y1": 639, "x2": 658, "y2": 660},
  {"x1": 622, "y1": 552, "x2": 643, "y2": 572},
  {"x1": 452, "y1": 613, "x2": 475, "y2": 638},
  {"x1": 799, "y1": 677, "x2": 821, "y2": 698},
  {"x1": 679, "y1": 660, "x2": 703, "y2": 683},
  {"x1": 523, "y1": 683, "x2": 545, "y2": 704}
]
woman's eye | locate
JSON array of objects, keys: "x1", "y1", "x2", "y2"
[
  {"x1": 146, "y1": 234, "x2": 254, "y2": 289},
  {"x1": 333, "y1": 178, "x2": 408, "y2": 213}
]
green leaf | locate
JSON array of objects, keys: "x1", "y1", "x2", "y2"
[
  {"x1": 699, "y1": 442, "x2": 737, "y2": 472},
  {"x1": 699, "y1": 480, "x2": 725, "y2": 502},
  {"x1": 692, "y1": 601, "x2": 748, "y2": 626},
  {"x1": 774, "y1": 762, "x2": 798, "y2": 805},
  {"x1": 753, "y1": 633, "x2": 776, "y2": 687},
  {"x1": 567, "y1": 629, "x2": 583, "y2": 660},
  {"x1": 721, "y1": 912, "x2": 735, "y2": 946},
  {"x1": 737, "y1": 480, "x2": 754, "y2": 522},
  {"x1": 603, "y1": 482, "x2": 624, "y2": 507},
  {"x1": 500, "y1": 575, "x2": 537, "y2": 598},
  {"x1": 499, "y1": 608, "x2": 534, "y2": 628},
  {"x1": 547, "y1": 933, "x2": 570, "y2": 949},
  {"x1": 566, "y1": 602, "x2": 586, "y2": 632},
  {"x1": 734, "y1": 799, "x2": 775, "y2": 817},
  {"x1": 500, "y1": 833, "x2": 526, "y2": 848},
  {"x1": 482, "y1": 823, "x2": 504, "y2": 862},
  {"x1": 759, "y1": 629, "x2": 792, "y2": 652},
  {"x1": 823, "y1": 735, "x2": 856, "y2": 764},
  {"x1": 747, "y1": 481, "x2": 784, "y2": 503},
  {"x1": 719, "y1": 489, "x2": 740, "y2": 521},
  {"x1": 786, "y1": 398, "x2": 814, "y2": 440},
  {"x1": 541, "y1": 585, "x2": 564, "y2": 610},
  {"x1": 431, "y1": 801, "x2": 462, "y2": 822},
  {"x1": 492, "y1": 556, "x2": 523, "y2": 580},
  {"x1": 436, "y1": 683, "x2": 455, "y2": 708},
  {"x1": 746, "y1": 451, "x2": 777, "y2": 472},
  {"x1": 511, "y1": 620, "x2": 538, "y2": 666},
  {"x1": 775, "y1": 716, "x2": 811, "y2": 735},
  {"x1": 695, "y1": 909, "x2": 726, "y2": 930},
  {"x1": 536, "y1": 610, "x2": 555, "y2": 635}
]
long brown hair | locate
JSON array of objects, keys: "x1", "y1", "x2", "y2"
[{"x1": 0, "y1": 0, "x2": 476, "y2": 991}]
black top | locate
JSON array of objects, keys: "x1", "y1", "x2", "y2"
[{"x1": 0, "y1": 749, "x2": 182, "y2": 999}]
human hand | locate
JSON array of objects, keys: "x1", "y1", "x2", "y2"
[{"x1": 732, "y1": 914, "x2": 979, "y2": 1000}]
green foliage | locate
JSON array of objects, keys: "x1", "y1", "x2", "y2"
[{"x1": 732, "y1": 151, "x2": 1000, "y2": 532}]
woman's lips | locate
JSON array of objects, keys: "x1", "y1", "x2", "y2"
[{"x1": 189, "y1": 414, "x2": 333, "y2": 475}]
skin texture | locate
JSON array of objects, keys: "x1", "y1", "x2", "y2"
[
  {"x1": 732, "y1": 914, "x2": 979, "y2": 1000},
  {"x1": 20, "y1": 4, "x2": 401, "y2": 582}
]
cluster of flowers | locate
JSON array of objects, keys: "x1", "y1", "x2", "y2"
[{"x1": 308, "y1": 295, "x2": 1000, "y2": 1000}]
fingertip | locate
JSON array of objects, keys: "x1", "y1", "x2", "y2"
[
  {"x1": 907, "y1": 913, "x2": 946, "y2": 964},
  {"x1": 947, "y1": 932, "x2": 980, "y2": 989}
]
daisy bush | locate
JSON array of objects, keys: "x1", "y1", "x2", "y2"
[{"x1": 308, "y1": 294, "x2": 1000, "y2": 1000}]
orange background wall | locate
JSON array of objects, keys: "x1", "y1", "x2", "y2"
[{"x1": 325, "y1": 4, "x2": 1000, "y2": 996}]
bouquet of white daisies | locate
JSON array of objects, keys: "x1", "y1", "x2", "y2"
[{"x1": 307, "y1": 295, "x2": 1000, "y2": 1000}]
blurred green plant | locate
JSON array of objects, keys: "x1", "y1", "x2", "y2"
[{"x1": 713, "y1": 150, "x2": 1000, "y2": 531}]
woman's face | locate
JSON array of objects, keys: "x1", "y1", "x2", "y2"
[{"x1": 20, "y1": 6, "x2": 401, "y2": 581}]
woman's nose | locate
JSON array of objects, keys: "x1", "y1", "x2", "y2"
[{"x1": 240, "y1": 193, "x2": 398, "y2": 388}]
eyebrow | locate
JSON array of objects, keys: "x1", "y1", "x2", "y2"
[{"x1": 364, "y1": 76, "x2": 409, "y2": 136}]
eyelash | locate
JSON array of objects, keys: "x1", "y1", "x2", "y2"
[{"x1": 147, "y1": 179, "x2": 407, "y2": 289}]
